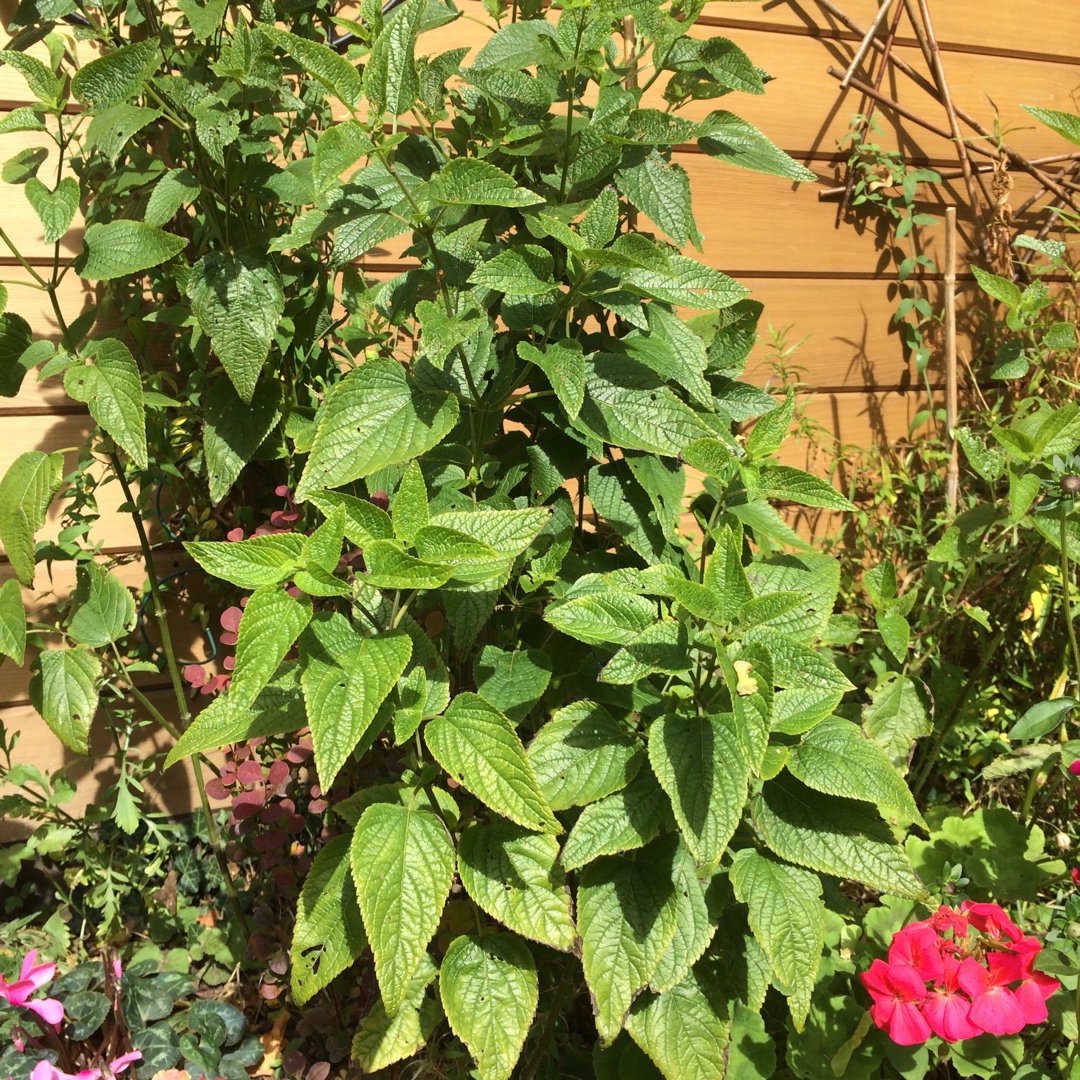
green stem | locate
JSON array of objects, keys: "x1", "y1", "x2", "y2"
[
  {"x1": 0, "y1": 225, "x2": 48, "y2": 286},
  {"x1": 1060, "y1": 509, "x2": 1080, "y2": 692}
]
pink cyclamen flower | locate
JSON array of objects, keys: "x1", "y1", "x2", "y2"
[
  {"x1": 0, "y1": 951, "x2": 64, "y2": 1028},
  {"x1": 30, "y1": 1050, "x2": 141, "y2": 1080},
  {"x1": 921, "y1": 956, "x2": 981, "y2": 1043},
  {"x1": 958, "y1": 953, "x2": 1026, "y2": 1035},
  {"x1": 861, "y1": 959, "x2": 932, "y2": 1045},
  {"x1": 888, "y1": 922, "x2": 945, "y2": 983}
]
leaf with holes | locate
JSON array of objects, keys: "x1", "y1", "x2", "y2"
[
  {"x1": 440, "y1": 933, "x2": 538, "y2": 1080},
  {"x1": 30, "y1": 648, "x2": 101, "y2": 754},
  {"x1": 458, "y1": 819, "x2": 576, "y2": 952}
]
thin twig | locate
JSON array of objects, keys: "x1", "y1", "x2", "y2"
[
  {"x1": 944, "y1": 206, "x2": 959, "y2": 516},
  {"x1": 839, "y1": 0, "x2": 896, "y2": 88}
]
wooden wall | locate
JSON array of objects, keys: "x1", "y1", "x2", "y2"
[{"x1": 0, "y1": 0, "x2": 1077, "y2": 814}]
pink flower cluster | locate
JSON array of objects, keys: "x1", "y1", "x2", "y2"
[
  {"x1": 0, "y1": 951, "x2": 63, "y2": 1028},
  {"x1": 861, "y1": 902, "x2": 1059, "y2": 1045},
  {"x1": 30, "y1": 1052, "x2": 140, "y2": 1080}
]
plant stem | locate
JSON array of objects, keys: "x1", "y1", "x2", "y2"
[{"x1": 1059, "y1": 510, "x2": 1080, "y2": 692}]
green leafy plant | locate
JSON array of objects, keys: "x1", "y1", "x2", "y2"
[{"x1": 0, "y1": 0, "x2": 944, "y2": 1076}]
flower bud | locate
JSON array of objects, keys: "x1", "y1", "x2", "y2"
[{"x1": 1061, "y1": 474, "x2": 1080, "y2": 496}]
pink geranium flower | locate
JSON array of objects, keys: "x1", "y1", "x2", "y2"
[
  {"x1": 958, "y1": 953, "x2": 1026, "y2": 1035},
  {"x1": 888, "y1": 923, "x2": 945, "y2": 982},
  {"x1": 961, "y1": 901, "x2": 1023, "y2": 944},
  {"x1": 1010, "y1": 937, "x2": 1061, "y2": 1026},
  {"x1": 861, "y1": 959, "x2": 932, "y2": 1045},
  {"x1": 0, "y1": 951, "x2": 64, "y2": 1028},
  {"x1": 921, "y1": 956, "x2": 981, "y2": 1043}
]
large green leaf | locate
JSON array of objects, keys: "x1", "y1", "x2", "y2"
[
  {"x1": 24, "y1": 177, "x2": 79, "y2": 243},
  {"x1": 579, "y1": 355, "x2": 713, "y2": 457},
  {"x1": 425, "y1": 693, "x2": 559, "y2": 833},
  {"x1": 351, "y1": 956, "x2": 441, "y2": 1072},
  {"x1": 203, "y1": 379, "x2": 281, "y2": 503},
  {"x1": 861, "y1": 673, "x2": 931, "y2": 775},
  {"x1": 518, "y1": 340, "x2": 585, "y2": 419},
  {"x1": 364, "y1": 0, "x2": 424, "y2": 116},
  {"x1": 144, "y1": 168, "x2": 200, "y2": 228},
  {"x1": 1022, "y1": 105, "x2": 1080, "y2": 148},
  {"x1": 184, "y1": 533, "x2": 306, "y2": 589},
  {"x1": 291, "y1": 834, "x2": 368, "y2": 1005},
  {"x1": 71, "y1": 39, "x2": 158, "y2": 108},
  {"x1": 0, "y1": 578, "x2": 27, "y2": 666},
  {"x1": 440, "y1": 933, "x2": 538, "y2": 1080},
  {"x1": 698, "y1": 111, "x2": 817, "y2": 182},
  {"x1": 786, "y1": 718, "x2": 925, "y2": 827},
  {"x1": 427, "y1": 158, "x2": 543, "y2": 208},
  {"x1": 259, "y1": 25, "x2": 363, "y2": 108},
  {"x1": 308, "y1": 491, "x2": 394, "y2": 547},
  {"x1": 361, "y1": 540, "x2": 453, "y2": 589},
  {"x1": 64, "y1": 339, "x2": 147, "y2": 469},
  {"x1": 299, "y1": 614, "x2": 412, "y2": 790},
  {"x1": 83, "y1": 103, "x2": 161, "y2": 163},
  {"x1": 756, "y1": 465, "x2": 855, "y2": 512},
  {"x1": 578, "y1": 838, "x2": 681, "y2": 1044},
  {"x1": 730, "y1": 850, "x2": 824, "y2": 1030},
  {"x1": 0, "y1": 312, "x2": 35, "y2": 397},
  {"x1": 474, "y1": 646, "x2": 551, "y2": 723},
  {"x1": 80, "y1": 220, "x2": 186, "y2": 281},
  {"x1": 470, "y1": 246, "x2": 556, "y2": 295},
  {"x1": 296, "y1": 358, "x2": 459, "y2": 498},
  {"x1": 588, "y1": 460, "x2": 667, "y2": 563},
  {"x1": 228, "y1": 584, "x2": 311, "y2": 711},
  {"x1": 650, "y1": 841, "x2": 714, "y2": 994},
  {"x1": 624, "y1": 971, "x2": 730, "y2": 1080},
  {"x1": 703, "y1": 526, "x2": 753, "y2": 625},
  {"x1": 752, "y1": 775, "x2": 926, "y2": 899},
  {"x1": 0, "y1": 50, "x2": 61, "y2": 106},
  {"x1": 164, "y1": 663, "x2": 306, "y2": 767},
  {"x1": 30, "y1": 648, "x2": 102, "y2": 754},
  {"x1": 427, "y1": 508, "x2": 550, "y2": 557},
  {"x1": 458, "y1": 818, "x2": 576, "y2": 952},
  {"x1": 68, "y1": 561, "x2": 135, "y2": 647},
  {"x1": 187, "y1": 252, "x2": 285, "y2": 403},
  {"x1": 601, "y1": 622, "x2": 692, "y2": 685},
  {"x1": 616, "y1": 150, "x2": 698, "y2": 247},
  {"x1": 350, "y1": 802, "x2": 454, "y2": 1015},
  {"x1": 527, "y1": 700, "x2": 641, "y2": 811},
  {"x1": 560, "y1": 768, "x2": 670, "y2": 871},
  {"x1": 648, "y1": 711, "x2": 748, "y2": 874},
  {"x1": 544, "y1": 589, "x2": 656, "y2": 646},
  {"x1": 0, "y1": 450, "x2": 64, "y2": 586}
]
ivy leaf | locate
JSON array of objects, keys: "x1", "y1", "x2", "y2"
[
  {"x1": 163, "y1": 663, "x2": 306, "y2": 767},
  {"x1": 518, "y1": 340, "x2": 585, "y2": 419},
  {"x1": 229, "y1": 584, "x2": 312, "y2": 712},
  {"x1": 29, "y1": 648, "x2": 102, "y2": 754},
  {"x1": 0, "y1": 312, "x2": 35, "y2": 397},
  {"x1": 144, "y1": 168, "x2": 200, "y2": 228},
  {"x1": 24, "y1": 177, "x2": 79, "y2": 243},
  {"x1": 698, "y1": 111, "x2": 817, "y2": 182},
  {"x1": 80, "y1": 220, "x2": 187, "y2": 281},
  {"x1": 752, "y1": 775, "x2": 927, "y2": 899},
  {"x1": 259, "y1": 25, "x2": 363, "y2": 108},
  {"x1": 68, "y1": 562, "x2": 135, "y2": 647},
  {"x1": 649, "y1": 711, "x2": 747, "y2": 874},
  {"x1": 756, "y1": 465, "x2": 855, "y2": 512},
  {"x1": 730, "y1": 850, "x2": 825, "y2": 1031},
  {"x1": 0, "y1": 50, "x2": 61, "y2": 106},
  {"x1": 184, "y1": 533, "x2": 306, "y2": 589},
  {"x1": 474, "y1": 646, "x2": 551, "y2": 723},
  {"x1": 427, "y1": 158, "x2": 543, "y2": 208},
  {"x1": 0, "y1": 578, "x2": 27, "y2": 666},
  {"x1": 71, "y1": 39, "x2": 158, "y2": 109},
  {"x1": 203, "y1": 379, "x2": 282, "y2": 504},
  {"x1": 299, "y1": 614, "x2": 412, "y2": 790},
  {"x1": 187, "y1": 252, "x2": 285, "y2": 403},
  {"x1": 350, "y1": 802, "x2": 454, "y2": 1015},
  {"x1": 861, "y1": 673, "x2": 932, "y2": 775},
  {"x1": 440, "y1": 934, "x2": 538, "y2": 1080},
  {"x1": 579, "y1": 355, "x2": 713, "y2": 457},
  {"x1": 527, "y1": 700, "x2": 641, "y2": 811},
  {"x1": 787, "y1": 718, "x2": 926, "y2": 829},
  {"x1": 458, "y1": 819, "x2": 576, "y2": 952},
  {"x1": 650, "y1": 841, "x2": 715, "y2": 994},
  {"x1": 578, "y1": 837, "x2": 681, "y2": 1045},
  {"x1": 425, "y1": 693, "x2": 559, "y2": 833},
  {"x1": 290, "y1": 834, "x2": 368, "y2": 1005},
  {"x1": 296, "y1": 358, "x2": 459, "y2": 498},
  {"x1": 0, "y1": 450, "x2": 64, "y2": 586},
  {"x1": 624, "y1": 971, "x2": 730, "y2": 1080},
  {"x1": 352, "y1": 956, "x2": 441, "y2": 1072},
  {"x1": 64, "y1": 339, "x2": 148, "y2": 469},
  {"x1": 560, "y1": 768, "x2": 670, "y2": 871}
]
